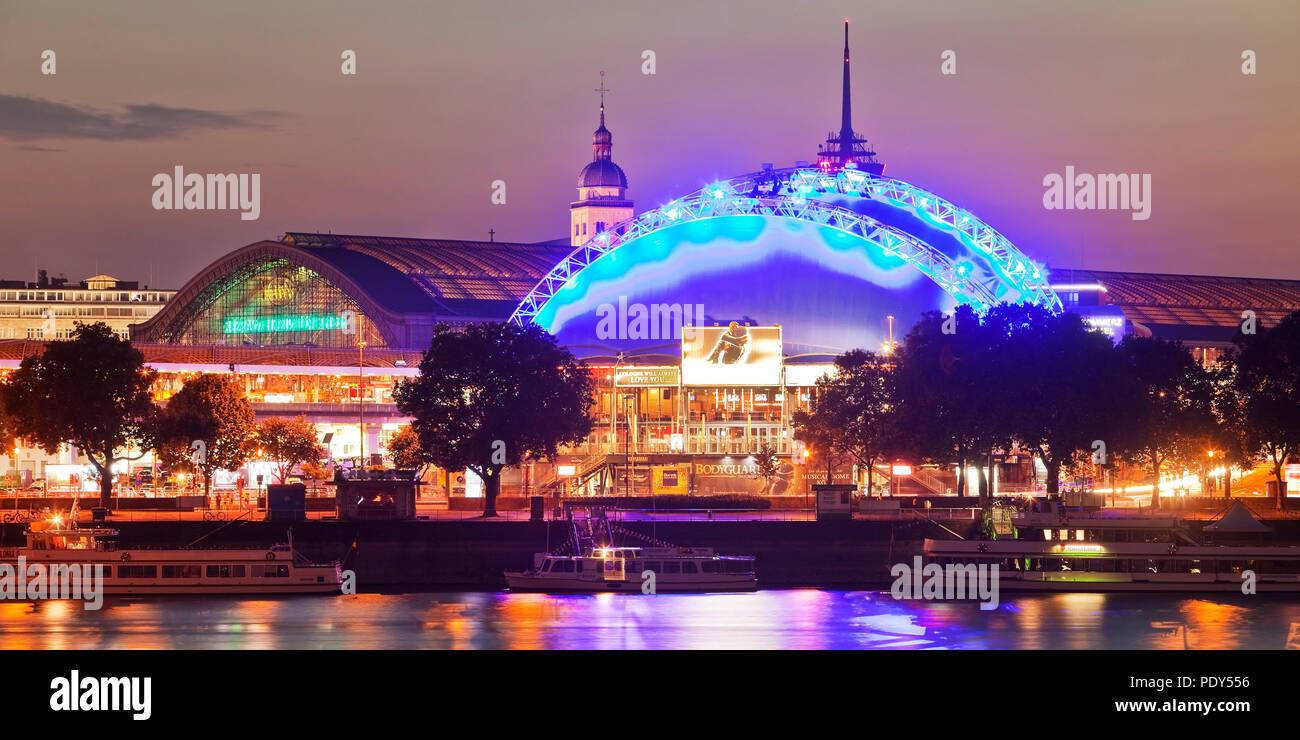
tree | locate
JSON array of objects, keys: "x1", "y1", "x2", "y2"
[
  {"x1": 155, "y1": 374, "x2": 255, "y2": 497},
  {"x1": 794, "y1": 349, "x2": 900, "y2": 497},
  {"x1": 254, "y1": 416, "x2": 324, "y2": 484},
  {"x1": 986, "y1": 303, "x2": 1137, "y2": 495},
  {"x1": 0, "y1": 322, "x2": 156, "y2": 507},
  {"x1": 1207, "y1": 355, "x2": 1255, "y2": 499},
  {"x1": 792, "y1": 405, "x2": 850, "y2": 484},
  {"x1": 1230, "y1": 311, "x2": 1300, "y2": 510},
  {"x1": 392, "y1": 323, "x2": 595, "y2": 517},
  {"x1": 1113, "y1": 335, "x2": 1216, "y2": 509},
  {"x1": 752, "y1": 443, "x2": 782, "y2": 495},
  {"x1": 387, "y1": 424, "x2": 430, "y2": 480},
  {"x1": 893, "y1": 307, "x2": 1007, "y2": 501}
]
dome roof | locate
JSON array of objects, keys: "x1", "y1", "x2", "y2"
[{"x1": 578, "y1": 159, "x2": 627, "y2": 189}]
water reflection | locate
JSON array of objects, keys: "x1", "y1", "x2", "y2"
[{"x1": 0, "y1": 590, "x2": 1297, "y2": 650}]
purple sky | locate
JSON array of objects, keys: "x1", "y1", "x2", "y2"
[{"x1": 2, "y1": 0, "x2": 1298, "y2": 289}]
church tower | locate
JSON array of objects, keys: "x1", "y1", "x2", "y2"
[{"x1": 571, "y1": 72, "x2": 633, "y2": 246}]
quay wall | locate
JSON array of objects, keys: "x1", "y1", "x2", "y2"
[
  {"x1": 4, "y1": 517, "x2": 1298, "y2": 590},
  {"x1": 0, "y1": 519, "x2": 958, "y2": 588}
]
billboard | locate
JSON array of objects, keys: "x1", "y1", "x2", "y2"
[
  {"x1": 615, "y1": 367, "x2": 680, "y2": 387},
  {"x1": 682, "y1": 324, "x2": 782, "y2": 386}
]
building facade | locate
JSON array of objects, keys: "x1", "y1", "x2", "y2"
[
  {"x1": 5, "y1": 28, "x2": 1300, "y2": 500},
  {"x1": 0, "y1": 274, "x2": 173, "y2": 341}
]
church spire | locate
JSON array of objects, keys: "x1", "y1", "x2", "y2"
[
  {"x1": 571, "y1": 71, "x2": 632, "y2": 246},
  {"x1": 592, "y1": 71, "x2": 613, "y2": 161}
]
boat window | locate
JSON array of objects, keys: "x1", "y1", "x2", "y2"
[
  {"x1": 163, "y1": 565, "x2": 202, "y2": 578},
  {"x1": 553, "y1": 560, "x2": 575, "y2": 573},
  {"x1": 541, "y1": 560, "x2": 552, "y2": 572},
  {"x1": 643, "y1": 561, "x2": 660, "y2": 572},
  {"x1": 724, "y1": 560, "x2": 753, "y2": 574},
  {"x1": 117, "y1": 565, "x2": 158, "y2": 578},
  {"x1": 681, "y1": 562, "x2": 698, "y2": 574},
  {"x1": 232, "y1": 565, "x2": 246, "y2": 577},
  {"x1": 701, "y1": 561, "x2": 719, "y2": 573},
  {"x1": 662, "y1": 562, "x2": 681, "y2": 574},
  {"x1": 574, "y1": 560, "x2": 583, "y2": 573},
  {"x1": 255, "y1": 564, "x2": 289, "y2": 578}
]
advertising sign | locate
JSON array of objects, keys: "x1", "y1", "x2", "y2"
[
  {"x1": 652, "y1": 465, "x2": 690, "y2": 494},
  {"x1": 682, "y1": 324, "x2": 782, "y2": 386},
  {"x1": 1073, "y1": 305, "x2": 1128, "y2": 345},
  {"x1": 1286, "y1": 464, "x2": 1300, "y2": 497},
  {"x1": 615, "y1": 367, "x2": 680, "y2": 387}
]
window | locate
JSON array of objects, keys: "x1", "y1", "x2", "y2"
[
  {"x1": 205, "y1": 564, "x2": 238, "y2": 578},
  {"x1": 255, "y1": 564, "x2": 289, "y2": 578},
  {"x1": 163, "y1": 565, "x2": 202, "y2": 578},
  {"x1": 553, "y1": 560, "x2": 575, "y2": 573},
  {"x1": 681, "y1": 562, "x2": 698, "y2": 574},
  {"x1": 701, "y1": 561, "x2": 719, "y2": 573},
  {"x1": 575, "y1": 560, "x2": 583, "y2": 573},
  {"x1": 662, "y1": 562, "x2": 681, "y2": 574},
  {"x1": 541, "y1": 560, "x2": 552, "y2": 572},
  {"x1": 643, "y1": 561, "x2": 660, "y2": 572},
  {"x1": 117, "y1": 565, "x2": 158, "y2": 578}
]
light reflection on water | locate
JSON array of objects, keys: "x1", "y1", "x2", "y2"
[{"x1": 0, "y1": 590, "x2": 1297, "y2": 650}]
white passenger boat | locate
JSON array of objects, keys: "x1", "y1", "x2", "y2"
[
  {"x1": 923, "y1": 537, "x2": 1300, "y2": 592},
  {"x1": 505, "y1": 508, "x2": 757, "y2": 592},
  {"x1": 506, "y1": 545, "x2": 757, "y2": 593},
  {"x1": 0, "y1": 520, "x2": 343, "y2": 595}
]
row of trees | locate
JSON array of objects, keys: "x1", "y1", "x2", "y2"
[
  {"x1": 0, "y1": 323, "x2": 325, "y2": 507},
  {"x1": 795, "y1": 304, "x2": 1300, "y2": 509},
  {"x1": 0, "y1": 321, "x2": 597, "y2": 517}
]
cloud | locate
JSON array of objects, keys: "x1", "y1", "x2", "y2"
[{"x1": 0, "y1": 95, "x2": 280, "y2": 142}]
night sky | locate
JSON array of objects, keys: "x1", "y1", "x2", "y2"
[{"x1": 2, "y1": 0, "x2": 1297, "y2": 289}]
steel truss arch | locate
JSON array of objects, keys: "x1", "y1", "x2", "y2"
[{"x1": 510, "y1": 167, "x2": 1060, "y2": 327}]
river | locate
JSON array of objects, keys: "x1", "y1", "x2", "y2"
[{"x1": 2, "y1": 590, "x2": 1297, "y2": 649}]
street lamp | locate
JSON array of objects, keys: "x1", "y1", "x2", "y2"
[{"x1": 358, "y1": 339, "x2": 367, "y2": 467}]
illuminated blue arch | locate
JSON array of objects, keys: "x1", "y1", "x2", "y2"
[{"x1": 510, "y1": 167, "x2": 1060, "y2": 332}]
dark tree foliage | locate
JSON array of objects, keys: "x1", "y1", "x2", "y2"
[
  {"x1": 1230, "y1": 312, "x2": 1300, "y2": 510},
  {"x1": 0, "y1": 322, "x2": 157, "y2": 507},
  {"x1": 155, "y1": 374, "x2": 256, "y2": 496},
  {"x1": 984, "y1": 303, "x2": 1138, "y2": 495},
  {"x1": 893, "y1": 306, "x2": 1006, "y2": 500},
  {"x1": 793, "y1": 349, "x2": 900, "y2": 497},
  {"x1": 393, "y1": 323, "x2": 595, "y2": 517},
  {"x1": 254, "y1": 416, "x2": 325, "y2": 484},
  {"x1": 1113, "y1": 335, "x2": 1216, "y2": 509},
  {"x1": 752, "y1": 442, "x2": 782, "y2": 496}
]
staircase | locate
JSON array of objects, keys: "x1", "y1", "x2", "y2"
[
  {"x1": 570, "y1": 508, "x2": 614, "y2": 552},
  {"x1": 910, "y1": 468, "x2": 953, "y2": 496}
]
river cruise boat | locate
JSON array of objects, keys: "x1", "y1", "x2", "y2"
[
  {"x1": 505, "y1": 508, "x2": 757, "y2": 592},
  {"x1": 923, "y1": 506, "x2": 1300, "y2": 592},
  {"x1": 0, "y1": 520, "x2": 343, "y2": 595},
  {"x1": 924, "y1": 535, "x2": 1300, "y2": 592}
]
